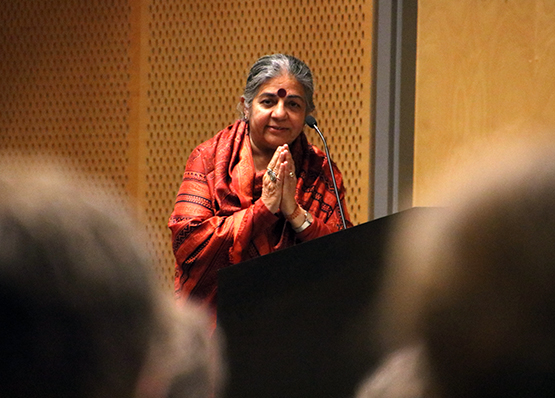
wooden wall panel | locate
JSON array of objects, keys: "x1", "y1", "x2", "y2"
[
  {"x1": 0, "y1": 0, "x2": 132, "y2": 202},
  {"x1": 1, "y1": 0, "x2": 374, "y2": 291},
  {"x1": 146, "y1": 0, "x2": 375, "y2": 289},
  {"x1": 414, "y1": 0, "x2": 555, "y2": 206}
]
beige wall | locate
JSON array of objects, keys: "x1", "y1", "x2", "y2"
[
  {"x1": 0, "y1": 0, "x2": 375, "y2": 291},
  {"x1": 414, "y1": 0, "x2": 555, "y2": 205}
]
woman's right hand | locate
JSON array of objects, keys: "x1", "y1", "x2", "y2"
[
  {"x1": 279, "y1": 144, "x2": 298, "y2": 217},
  {"x1": 261, "y1": 146, "x2": 287, "y2": 214}
]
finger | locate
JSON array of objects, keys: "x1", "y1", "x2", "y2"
[
  {"x1": 281, "y1": 144, "x2": 291, "y2": 161},
  {"x1": 276, "y1": 161, "x2": 287, "y2": 187},
  {"x1": 287, "y1": 159, "x2": 296, "y2": 179},
  {"x1": 276, "y1": 147, "x2": 288, "y2": 170},
  {"x1": 281, "y1": 144, "x2": 290, "y2": 157},
  {"x1": 281, "y1": 161, "x2": 296, "y2": 193},
  {"x1": 280, "y1": 160, "x2": 294, "y2": 181},
  {"x1": 267, "y1": 145, "x2": 283, "y2": 171},
  {"x1": 261, "y1": 174, "x2": 281, "y2": 213},
  {"x1": 280, "y1": 145, "x2": 295, "y2": 174}
]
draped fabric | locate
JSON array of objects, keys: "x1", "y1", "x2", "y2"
[{"x1": 169, "y1": 120, "x2": 352, "y2": 311}]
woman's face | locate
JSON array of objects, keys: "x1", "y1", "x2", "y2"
[{"x1": 246, "y1": 73, "x2": 308, "y2": 157}]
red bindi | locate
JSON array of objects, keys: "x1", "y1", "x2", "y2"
[{"x1": 277, "y1": 88, "x2": 287, "y2": 98}]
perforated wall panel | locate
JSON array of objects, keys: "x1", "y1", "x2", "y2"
[
  {"x1": 1, "y1": 0, "x2": 374, "y2": 292},
  {"x1": 147, "y1": 0, "x2": 374, "y2": 289},
  {"x1": 0, "y1": 1, "x2": 132, "y2": 196}
]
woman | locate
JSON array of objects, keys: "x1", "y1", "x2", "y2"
[{"x1": 169, "y1": 54, "x2": 352, "y2": 312}]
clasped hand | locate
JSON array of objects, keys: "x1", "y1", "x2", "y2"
[{"x1": 260, "y1": 144, "x2": 298, "y2": 217}]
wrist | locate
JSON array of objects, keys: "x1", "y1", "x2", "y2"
[
  {"x1": 285, "y1": 205, "x2": 303, "y2": 222},
  {"x1": 261, "y1": 197, "x2": 279, "y2": 215},
  {"x1": 292, "y1": 210, "x2": 312, "y2": 233}
]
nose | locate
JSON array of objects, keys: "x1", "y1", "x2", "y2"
[{"x1": 272, "y1": 100, "x2": 287, "y2": 119}]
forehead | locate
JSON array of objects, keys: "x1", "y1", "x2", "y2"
[{"x1": 256, "y1": 74, "x2": 305, "y2": 98}]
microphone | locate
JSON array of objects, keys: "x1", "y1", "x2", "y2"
[{"x1": 305, "y1": 115, "x2": 348, "y2": 230}]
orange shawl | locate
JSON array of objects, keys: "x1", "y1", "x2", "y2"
[{"x1": 169, "y1": 120, "x2": 351, "y2": 310}]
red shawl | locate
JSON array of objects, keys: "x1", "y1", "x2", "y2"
[{"x1": 169, "y1": 120, "x2": 351, "y2": 311}]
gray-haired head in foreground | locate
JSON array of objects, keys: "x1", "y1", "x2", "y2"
[
  {"x1": 0, "y1": 161, "x2": 162, "y2": 398},
  {"x1": 378, "y1": 142, "x2": 555, "y2": 398},
  {"x1": 239, "y1": 54, "x2": 315, "y2": 119}
]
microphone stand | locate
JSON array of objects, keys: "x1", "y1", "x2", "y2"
[{"x1": 305, "y1": 116, "x2": 348, "y2": 230}]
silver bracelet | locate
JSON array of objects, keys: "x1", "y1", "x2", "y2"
[{"x1": 293, "y1": 210, "x2": 312, "y2": 233}]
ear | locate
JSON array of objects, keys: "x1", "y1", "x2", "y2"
[{"x1": 240, "y1": 96, "x2": 249, "y2": 119}]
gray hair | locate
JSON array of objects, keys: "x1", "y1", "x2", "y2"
[
  {"x1": 239, "y1": 54, "x2": 315, "y2": 119},
  {"x1": 0, "y1": 159, "x2": 164, "y2": 398}
]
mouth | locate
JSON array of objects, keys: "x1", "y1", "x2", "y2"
[{"x1": 268, "y1": 125, "x2": 289, "y2": 132}]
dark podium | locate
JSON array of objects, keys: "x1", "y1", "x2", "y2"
[{"x1": 217, "y1": 207, "x2": 433, "y2": 398}]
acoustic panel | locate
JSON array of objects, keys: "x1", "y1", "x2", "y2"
[
  {"x1": 146, "y1": 0, "x2": 374, "y2": 289},
  {"x1": 0, "y1": 0, "x2": 374, "y2": 292},
  {"x1": 0, "y1": 0, "x2": 132, "y2": 202}
]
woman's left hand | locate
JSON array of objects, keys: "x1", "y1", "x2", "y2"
[
  {"x1": 279, "y1": 144, "x2": 298, "y2": 216},
  {"x1": 261, "y1": 146, "x2": 287, "y2": 214}
]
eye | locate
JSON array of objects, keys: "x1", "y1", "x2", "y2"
[
  {"x1": 260, "y1": 98, "x2": 276, "y2": 107},
  {"x1": 288, "y1": 100, "x2": 303, "y2": 110}
]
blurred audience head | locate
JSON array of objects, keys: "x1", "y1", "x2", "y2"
[
  {"x1": 137, "y1": 299, "x2": 225, "y2": 398},
  {"x1": 0, "y1": 157, "x2": 223, "y2": 398},
  {"x1": 355, "y1": 344, "x2": 426, "y2": 398},
  {"x1": 372, "y1": 141, "x2": 555, "y2": 398}
]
